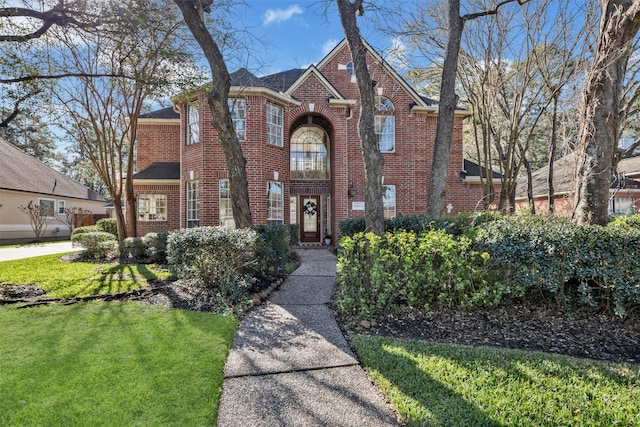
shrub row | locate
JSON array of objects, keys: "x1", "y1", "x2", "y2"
[
  {"x1": 475, "y1": 216, "x2": 640, "y2": 317},
  {"x1": 336, "y1": 230, "x2": 504, "y2": 318},
  {"x1": 336, "y1": 214, "x2": 640, "y2": 318}
]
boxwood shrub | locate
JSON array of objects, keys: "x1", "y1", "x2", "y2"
[{"x1": 96, "y1": 218, "x2": 118, "y2": 237}]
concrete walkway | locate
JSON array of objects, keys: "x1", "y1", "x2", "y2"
[
  {"x1": 217, "y1": 249, "x2": 400, "y2": 427},
  {"x1": 0, "y1": 241, "x2": 81, "y2": 262}
]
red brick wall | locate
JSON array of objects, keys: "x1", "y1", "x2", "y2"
[
  {"x1": 136, "y1": 122, "x2": 180, "y2": 170},
  {"x1": 134, "y1": 42, "x2": 501, "y2": 237},
  {"x1": 134, "y1": 184, "x2": 180, "y2": 235}
]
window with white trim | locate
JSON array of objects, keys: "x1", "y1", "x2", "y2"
[
  {"x1": 57, "y1": 200, "x2": 66, "y2": 214},
  {"x1": 383, "y1": 185, "x2": 396, "y2": 218},
  {"x1": 267, "y1": 181, "x2": 284, "y2": 224},
  {"x1": 219, "y1": 179, "x2": 235, "y2": 227},
  {"x1": 187, "y1": 102, "x2": 199, "y2": 145},
  {"x1": 186, "y1": 181, "x2": 199, "y2": 228},
  {"x1": 138, "y1": 195, "x2": 167, "y2": 221},
  {"x1": 39, "y1": 199, "x2": 55, "y2": 218},
  {"x1": 228, "y1": 98, "x2": 246, "y2": 141},
  {"x1": 375, "y1": 96, "x2": 395, "y2": 152},
  {"x1": 266, "y1": 103, "x2": 283, "y2": 146}
]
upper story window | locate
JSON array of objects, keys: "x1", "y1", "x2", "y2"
[
  {"x1": 187, "y1": 102, "x2": 199, "y2": 145},
  {"x1": 228, "y1": 98, "x2": 246, "y2": 141},
  {"x1": 375, "y1": 96, "x2": 395, "y2": 153},
  {"x1": 219, "y1": 179, "x2": 235, "y2": 227},
  {"x1": 290, "y1": 125, "x2": 329, "y2": 180},
  {"x1": 346, "y1": 61, "x2": 354, "y2": 75},
  {"x1": 266, "y1": 103, "x2": 283, "y2": 147},
  {"x1": 383, "y1": 185, "x2": 396, "y2": 218},
  {"x1": 138, "y1": 195, "x2": 167, "y2": 221}
]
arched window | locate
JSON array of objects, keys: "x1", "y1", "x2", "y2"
[
  {"x1": 290, "y1": 126, "x2": 329, "y2": 179},
  {"x1": 375, "y1": 96, "x2": 395, "y2": 152}
]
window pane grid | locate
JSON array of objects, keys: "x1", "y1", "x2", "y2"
[
  {"x1": 138, "y1": 195, "x2": 167, "y2": 221},
  {"x1": 187, "y1": 103, "x2": 199, "y2": 145},
  {"x1": 187, "y1": 181, "x2": 199, "y2": 228},
  {"x1": 228, "y1": 99, "x2": 246, "y2": 141},
  {"x1": 219, "y1": 179, "x2": 235, "y2": 227},
  {"x1": 267, "y1": 103, "x2": 283, "y2": 147},
  {"x1": 376, "y1": 116, "x2": 395, "y2": 152},
  {"x1": 290, "y1": 126, "x2": 329, "y2": 180},
  {"x1": 267, "y1": 181, "x2": 284, "y2": 223}
]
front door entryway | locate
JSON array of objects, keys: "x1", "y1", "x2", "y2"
[{"x1": 300, "y1": 195, "x2": 320, "y2": 243}]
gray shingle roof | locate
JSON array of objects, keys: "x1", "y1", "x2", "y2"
[
  {"x1": 133, "y1": 162, "x2": 180, "y2": 180},
  {"x1": 139, "y1": 107, "x2": 179, "y2": 120},
  {"x1": 463, "y1": 159, "x2": 501, "y2": 179},
  {"x1": 0, "y1": 139, "x2": 105, "y2": 201},
  {"x1": 515, "y1": 153, "x2": 640, "y2": 199},
  {"x1": 230, "y1": 68, "x2": 306, "y2": 92}
]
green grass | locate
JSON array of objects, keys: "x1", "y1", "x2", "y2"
[
  {"x1": 0, "y1": 302, "x2": 238, "y2": 426},
  {"x1": 352, "y1": 335, "x2": 640, "y2": 426},
  {"x1": 0, "y1": 253, "x2": 173, "y2": 298}
]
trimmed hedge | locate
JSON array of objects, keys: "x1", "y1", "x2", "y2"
[
  {"x1": 475, "y1": 216, "x2": 640, "y2": 316},
  {"x1": 96, "y1": 218, "x2": 118, "y2": 237},
  {"x1": 336, "y1": 230, "x2": 503, "y2": 318},
  {"x1": 253, "y1": 224, "x2": 294, "y2": 278},
  {"x1": 71, "y1": 231, "x2": 118, "y2": 259}
]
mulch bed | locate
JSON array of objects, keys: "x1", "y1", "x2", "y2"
[{"x1": 333, "y1": 299, "x2": 640, "y2": 365}]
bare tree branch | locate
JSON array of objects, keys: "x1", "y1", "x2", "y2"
[{"x1": 1, "y1": 73, "x2": 126, "y2": 84}]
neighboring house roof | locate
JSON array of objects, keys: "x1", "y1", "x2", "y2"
[
  {"x1": 618, "y1": 155, "x2": 640, "y2": 178},
  {"x1": 462, "y1": 159, "x2": 501, "y2": 179},
  {"x1": 515, "y1": 152, "x2": 640, "y2": 199},
  {"x1": 0, "y1": 139, "x2": 105, "y2": 201},
  {"x1": 139, "y1": 107, "x2": 179, "y2": 120},
  {"x1": 133, "y1": 162, "x2": 180, "y2": 180}
]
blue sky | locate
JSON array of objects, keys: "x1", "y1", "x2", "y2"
[{"x1": 233, "y1": 2, "x2": 405, "y2": 76}]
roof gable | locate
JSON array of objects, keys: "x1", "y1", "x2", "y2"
[
  {"x1": 285, "y1": 65, "x2": 345, "y2": 100},
  {"x1": 316, "y1": 38, "x2": 429, "y2": 108},
  {"x1": 0, "y1": 139, "x2": 105, "y2": 201}
]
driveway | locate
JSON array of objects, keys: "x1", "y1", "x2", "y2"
[{"x1": 0, "y1": 242, "x2": 81, "y2": 262}]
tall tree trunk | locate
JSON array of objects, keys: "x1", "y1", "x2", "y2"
[
  {"x1": 427, "y1": 0, "x2": 463, "y2": 216},
  {"x1": 547, "y1": 94, "x2": 559, "y2": 213},
  {"x1": 173, "y1": 0, "x2": 252, "y2": 228},
  {"x1": 523, "y1": 155, "x2": 535, "y2": 213},
  {"x1": 573, "y1": 0, "x2": 640, "y2": 226},
  {"x1": 336, "y1": 0, "x2": 384, "y2": 235}
]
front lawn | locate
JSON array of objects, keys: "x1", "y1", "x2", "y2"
[
  {"x1": 0, "y1": 253, "x2": 172, "y2": 298},
  {"x1": 0, "y1": 302, "x2": 237, "y2": 426},
  {"x1": 352, "y1": 335, "x2": 640, "y2": 426}
]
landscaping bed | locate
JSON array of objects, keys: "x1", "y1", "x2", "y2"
[{"x1": 334, "y1": 296, "x2": 640, "y2": 365}]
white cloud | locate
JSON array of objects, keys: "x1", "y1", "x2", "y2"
[
  {"x1": 386, "y1": 37, "x2": 410, "y2": 71},
  {"x1": 321, "y1": 39, "x2": 340, "y2": 57},
  {"x1": 263, "y1": 5, "x2": 303, "y2": 25}
]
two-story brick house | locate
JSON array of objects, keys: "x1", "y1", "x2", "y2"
[{"x1": 132, "y1": 39, "x2": 493, "y2": 242}]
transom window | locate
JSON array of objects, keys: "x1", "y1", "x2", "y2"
[
  {"x1": 267, "y1": 181, "x2": 284, "y2": 224},
  {"x1": 187, "y1": 102, "x2": 199, "y2": 145},
  {"x1": 375, "y1": 96, "x2": 395, "y2": 153},
  {"x1": 138, "y1": 195, "x2": 167, "y2": 221},
  {"x1": 267, "y1": 103, "x2": 283, "y2": 147},
  {"x1": 186, "y1": 181, "x2": 199, "y2": 228},
  {"x1": 219, "y1": 179, "x2": 235, "y2": 227},
  {"x1": 383, "y1": 185, "x2": 396, "y2": 218},
  {"x1": 228, "y1": 98, "x2": 246, "y2": 141},
  {"x1": 290, "y1": 125, "x2": 329, "y2": 180}
]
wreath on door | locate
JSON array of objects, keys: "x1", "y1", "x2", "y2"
[{"x1": 304, "y1": 200, "x2": 317, "y2": 216}]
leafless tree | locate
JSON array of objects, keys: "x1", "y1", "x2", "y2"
[
  {"x1": 573, "y1": 0, "x2": 640, "y2": 226},
  {"x1": 334, "y1": 0, "x2": 385, "y2": 235},
  {"x1": 172, "y1": 0, "x2": 253, "y2": 229},
  {"x1": 18, "y1": 200, "x2": 53, "y2": 241},
  {"x1": 61, "y1": 206, "x2": 92, "y2": 231}
]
